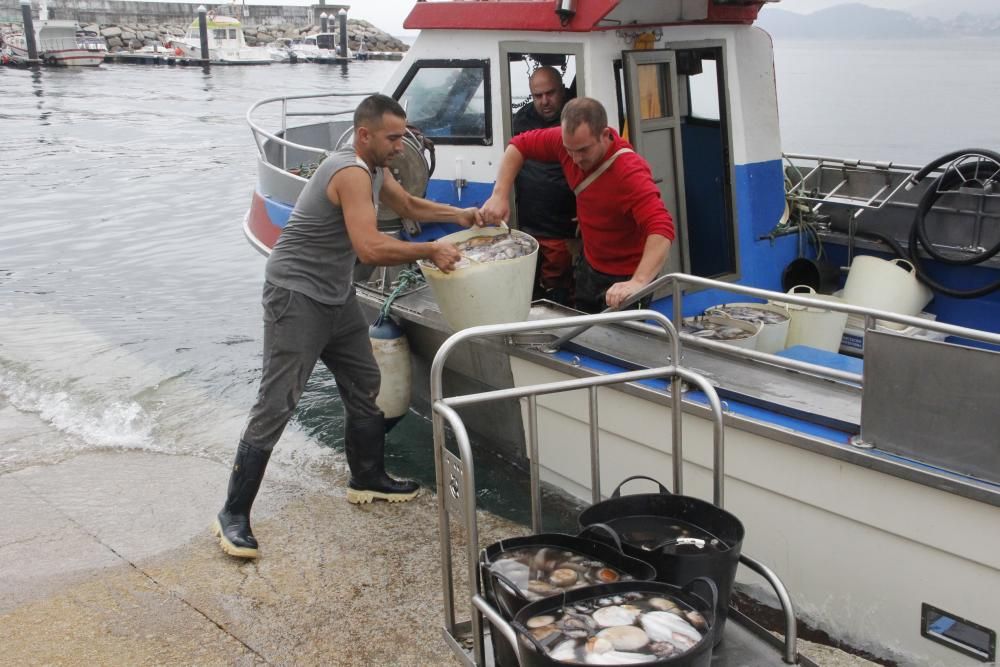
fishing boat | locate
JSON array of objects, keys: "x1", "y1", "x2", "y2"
[
  {"x1": 4, "y1": 19, "x2": 103, "y2": 66},
  {"x1": 244, "y1": 1, "x2": 1000, "y2": 664},
  {"x1": 172, "y1": 12, "x2": 270, "y2": 65}
]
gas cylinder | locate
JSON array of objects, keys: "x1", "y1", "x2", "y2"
[{"x1": 369, "y1": 316, "x2": 411, "y2": 422}]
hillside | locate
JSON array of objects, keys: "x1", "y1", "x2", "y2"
[{"x1": 758, "y1": 3, "x2": 1000, "y2": 38}]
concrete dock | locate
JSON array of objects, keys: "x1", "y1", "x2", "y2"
[{"x1": 1, "y1": 447, "x2": 878, "y2": 665}]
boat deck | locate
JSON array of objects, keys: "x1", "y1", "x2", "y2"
[{"x1": 368, "y1": 286, "x2": 1000, "y2": 509}]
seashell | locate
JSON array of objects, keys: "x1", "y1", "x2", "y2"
[
  {"x1": 648, "y1": 597, "x2": 680, "y2": 613},
  {"x1": 595, "y1": 568, "x2": 620, "y2": 583},
  {"x1": 650, "y1": 641, "x2": 678, "y2": 658},
  {"x1": 596, "y1": 626, "x2": 650, "y2": 651},
  {"x1": 526, "y1": 614, "x2": 556, "y2": 629},
  {"x1": 592, "y1": 605, "x2": 640, "y2": 627},
  {"x1": 574, "y1": 603, "x2": 593, "y2": 614},
  {"x1": 596, "y1": 597, "x2": 614, "y2": 607},
  {"x1": 611, "y1": 595, "x2": 625, "y2": 604},
  {"x1": 585, "y1": 637, "x2": 614, "y2": 654},
  {"x1": 550, "y1": 568, "x2": 579, "y2": 587},
  {"x1": 684, "y1": 610, "x2": 707, "y2": 631},
  {"x1": 640, "y1": 611, "x2": 702, "y2": 645},
  {"x1": 528, "y1": 580, "x2": 558, "y2": 595},
  {"x1": 584, "y1": 650, "x2": 657, "y2": 665},
  {"x1": 623, "y1": 592, "x2": 644, "y2": 601},
  {"x1": 532, "y1": 548, "x2": 551, "y2": 570},
  {"x1": 548, "y1": 639, "x2": 578, "y2": 662},
  {"x1": 531, "y1": 625, "x2": 558, "y2": 642}
]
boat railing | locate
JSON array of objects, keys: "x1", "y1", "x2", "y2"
[
  {"x1": 784, "y1": 151, "x2": 1000, "y2": 264},
  {"x1": 431, "y1": 310, "x2": 800, "y2": 666},
  {"x1": 246, "y1": 90, "x2": 376, "y2": 170},
  {"x1": 546, "y1": 272, "x2": 1000, "y2": 388}
]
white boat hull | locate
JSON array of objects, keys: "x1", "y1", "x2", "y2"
[{"x1": 509, "y1": 356, "x2": 999, "y2": 666}]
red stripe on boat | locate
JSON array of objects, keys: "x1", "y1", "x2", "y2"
[{"x1": 248, "y1": 192, "x2": 282, "y2": 250}]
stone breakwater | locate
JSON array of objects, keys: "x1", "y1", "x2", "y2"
[{"x1": 0, "y1": 18, "x2": 408, "y2": 53}]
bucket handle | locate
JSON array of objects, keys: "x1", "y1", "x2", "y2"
[
  {"x1": 488, "y1": 569, "x2": 525, "y2": 621},
  {"x1": 681, "y1": 576, "x2": 720, "y2": 645},
  {"x1": 577, "y1": 522, "x2": 625, "y2": 554},
  {"x1": 610, "y1": 475, "x2": 671, "y2": 498},
  {"x1": 787, "y1": 284, "x2": 816, "y2": 295},
  {"x1": 890, "y1": 258, "x2": 916, "y2": 274}
]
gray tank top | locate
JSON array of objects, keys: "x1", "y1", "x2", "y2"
[{"x1": 265, "y1": 148, "x2": 384, "y2": 305}]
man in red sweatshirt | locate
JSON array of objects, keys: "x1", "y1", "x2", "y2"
[{"x1": 482, "y1": 97, "x2": 674, "y2": 313}]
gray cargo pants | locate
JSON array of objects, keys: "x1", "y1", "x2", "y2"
[{"x1": 240, "y1": 282, "x2": 381, "y2": 452}]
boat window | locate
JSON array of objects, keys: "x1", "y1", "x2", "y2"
[
  {"x1": 213, "y1": 29, "x2": 226, "y2": 39},
  {"x1": 393, "y1": 59, "x2": 492, "y2": 146},
  {"x1": 316, "y1": 34, "x2": 336, "y2": 50},
  {"x1": 505, "y1": 52, "x2": 577, "y2": 119},
  {"x1": 229, "y1": 29, "x2": 237, "y2": 40}
]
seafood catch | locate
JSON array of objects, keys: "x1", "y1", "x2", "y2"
[
  {"x1": 453, "y1": 231, "x2": 536, "y2": 268},
  {"x1": 522, "y1": 591, "x2": 707, "y2": 664},
  {"x1": 489, "y1": 546, "x2": 632, "y2": 602},
  {"x1": 710, "y1": 305, "x2": 789, "y2": 326}
]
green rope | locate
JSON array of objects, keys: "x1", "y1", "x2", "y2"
[{"x1": 374, "y1": 267, "x2": 425, "y2": 326}]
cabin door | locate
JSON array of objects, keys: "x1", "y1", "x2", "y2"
[{"x1": 622, "y1": 50, "x2": 688, "y2": 275}]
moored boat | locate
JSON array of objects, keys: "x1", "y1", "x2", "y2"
[
  {"x1": 172, "y1": 12, "x2": 270, "y2": 65},
  {"x1": 243, "y1": 1, "x2": 1000, "y2": 664},
  {"x1": 5, "y1": 19, "x2": 103, "y2": 66}
]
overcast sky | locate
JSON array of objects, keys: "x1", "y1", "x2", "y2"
[{"x1": 333, "y1": 0, "x2": 931, "y2": 36}]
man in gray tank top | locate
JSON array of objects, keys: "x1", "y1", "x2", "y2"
[{"x1": 215, "y1": 94, "x2": 486, "y2": 559}]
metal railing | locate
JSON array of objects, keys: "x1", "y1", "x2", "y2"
[
  {"x1": 547, "y1": 272, "x2": 1000, "y2": 389},
  {"x1": 430, "y1": 310, "x2": 800, "y2": 666},
  {"x1": 246, "y1": 90, "x2": 376, "y2": 168}
]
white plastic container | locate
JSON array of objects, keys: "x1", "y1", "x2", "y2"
[
  {"x1": 682, "y1": 314, "x2": 761, "y2": 350},
  {"x1": 841, "y1": 255, "x2": 933, "y2": 322},
  {"x1": 780, "y1": 285, "x2": 849, "y2": 353},
  {"x1": 706, "y1": 302, "x2": 790, "y2": 354},
  {"x1": 418, "y1": 226, "x2": 538, "y2": 331}
]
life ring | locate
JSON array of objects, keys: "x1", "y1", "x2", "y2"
[{"x1": 175, "y1": 46, "x2": 183, "y2": 56}]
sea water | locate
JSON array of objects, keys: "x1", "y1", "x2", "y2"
[{"x1": 2, "y1": 38, "x2": 998, "y2": 523}]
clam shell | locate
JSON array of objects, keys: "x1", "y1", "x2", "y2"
[
  {"x1": 596, "y1": 625, "x2": 650, "y2": 651},
  {"x1": 592, "y1": 605, "x2": 640, "y2": 627},
  {"x1": 550, "y1": 568, "x2": 579, "y2": 587},
  {"x1": 526, "y1": 614, "x2": 556, "y2": 629}
]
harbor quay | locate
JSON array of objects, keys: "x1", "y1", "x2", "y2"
[
  {"x1": 0, "y1": 0, "x2": 407, "y2": 62},
  {"x1": 0, "y1": 438, "x2": 875, "y2": 663}
]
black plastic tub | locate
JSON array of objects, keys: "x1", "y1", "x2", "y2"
[
  {"x1": 481, "y1": 529, "x2": 657, "y2": 667},
  {"x1": 511, "y1": 579, "x2": 718, "y2": 667},
  {"x1": 578, "y1": 476, "x2": 744, "y2": 644}
]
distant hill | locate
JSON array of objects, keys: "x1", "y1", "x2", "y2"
[
  {"x1": 913, "y1": 0, "x2": 998, "y2": 19},
  {"x1": 758, "y1": 3, "x2": 1000, "y2": 38}
]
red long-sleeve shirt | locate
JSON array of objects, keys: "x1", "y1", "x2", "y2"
[{"x1": 510, "y1": 126, "x2": 675, "y2": 276}]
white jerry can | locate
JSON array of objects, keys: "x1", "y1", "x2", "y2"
[{"x1": 369, "y1": 316, "x2": 411, "y2": 420}]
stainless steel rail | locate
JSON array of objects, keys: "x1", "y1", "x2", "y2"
[
  {"x1": 547, "y1": 272, "x2": 1000, "y2": 388},
  {"x1": 431, "y1": 310, "x2": 800, "y2": 666},
  {"x1": 245, "y1": 90, "x2": 376, "y2": 162}
]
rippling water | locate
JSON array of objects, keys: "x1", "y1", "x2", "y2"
[{"x1": 2, "y1": 39, "x2": 998, "y2": 523}]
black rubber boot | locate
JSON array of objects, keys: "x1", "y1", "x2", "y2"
[
  {"x1": 213, "y1": 442, "x2": 271, "y2": 558},
  {"x1": 345, "y1": 413, "x2": 419, "y2": 504}
]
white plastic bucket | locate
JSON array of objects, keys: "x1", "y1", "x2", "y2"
[
  {"x1": 780, "y1": 285, "x2": 849, "y2": 353},
  {"x1": 682, "y1": 314, "x2": 761, "y2": 350},
  {"x1": 418, "y1": 227, "x2": 538, "y2": 331},
  {"x1": 841, "y1": 255, "x2": 933, "y2": 322},
  {"x1": 706, "y1": 302, "x2": 790, "y2": 354}
]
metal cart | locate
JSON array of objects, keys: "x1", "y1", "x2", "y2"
[{"x1": 431, "y1": 310, "x2": 814, "y2": 666}]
